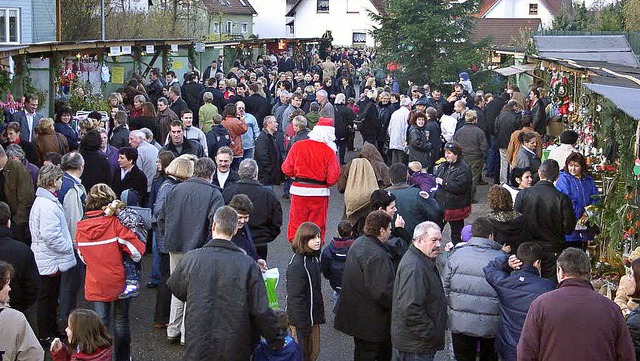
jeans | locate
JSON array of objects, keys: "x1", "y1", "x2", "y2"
[
  {"x1": 154, "y1": 253, "x2": 171, "y2": 325},
  {"x1": 451, "y1": 333, "x2": 497, "y2": 361},
  {"x1": 354, "y1": 338, "x2": 392, "y2": 361},
  {"x1": 393, "y1": 349, "x2": 435, "y2": 361},
  {"x1": 94, "y1": 299, "x2": 131, "y2": 361},
  {"x1": 59, "y1": 251, "x2": 84, "y2": 330},
  {"x1": 499, "y1": 148, "x2": 509, "y2": 184},
  {"x1": 283, "y1": 178, "x2": 292, "y2": 196},
  {"x1": 243, "y1": 147, "x2": 255, "y2": 160},
  {"x1": 168, "y1": 252, "x2": 185, "y2": 342},
  {"x1": 149, "y1": 231, "x2": 161, "y2": 283},
  {"x1": 487, "y1": 135, "x2": 500, "y2": 184},
  {"x1": 37, "y1": 273, "x2": 61, "y2": 339}
]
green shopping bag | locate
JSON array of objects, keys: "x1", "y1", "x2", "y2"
[{"x1": 262, "y1": 268, "x2": 280, "y2": 308}]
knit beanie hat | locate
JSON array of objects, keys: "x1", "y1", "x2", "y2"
[
  {"x1": 461, "y1": 225, "x2": 473, "y2": 243},
  {"x1": 459, "y1": 72, "x2": 469, "y2": 81}
]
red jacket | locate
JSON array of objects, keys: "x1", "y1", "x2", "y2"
[
  {"x1": 76, "y1": 211, "x2": 145, "y2": 302},
  {"x1": 52, "y1": 346, "x2": 111, "y2": 361},
  {"x1": 282, "y1": 138, "x2": 340, "y2": 197},
  {"x1": 222, "y1": 116, "x2": 248, "y2": 156}
]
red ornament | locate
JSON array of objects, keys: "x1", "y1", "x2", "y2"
[{"x1": 386, "y1": 61, "x2": 398, "y2": 72}]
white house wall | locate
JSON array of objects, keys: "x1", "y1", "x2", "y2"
[
  {"x1": 253, "y1": 0, "x2": 288, "y2": 38},
  {"x1": 292, "y1": 0, "x2": 379, "y2": 47},
  {"x1": 484, "y1": 0, "x2": 554, "y2": 28}
]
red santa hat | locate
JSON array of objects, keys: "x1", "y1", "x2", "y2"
[
  {"x1": 316, "y1": 117, "x2": 334, "y2": 127},
  {"x1": 308, "y1": 117, "x2": 337, "y2": 152}
]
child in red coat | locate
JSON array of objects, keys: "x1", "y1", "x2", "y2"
[{"x1": 50, "y1": 309, "x2": 112, "y2": 361}]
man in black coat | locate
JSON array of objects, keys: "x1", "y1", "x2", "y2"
[
  {"x1": 111, "y1": 147, "x2": 148, "y2": 205},
  {"x1": 167, "y1": 206, "x2": 284, "y2": 360},
  {"x1": 222, "y1": 159, "x2": 282, "y2": 260},
  {"x1": 335, "y1": 210, "x2": 396, "y2": 361},
  {"x1": 0, "y1": 201, "x2": 39, "y2": 326},
  {"x1": 211, "y1": 146, "x2": 239, "y2": 190},
  {"x1": 392, "y1": 222, "x2": 446, "y2": 360},
  {"x1": 495, "y1": 100, "x2": 522, "y2": 184},
  {"x1": 484, "y1": 93, "x2": 508, "y2": 184},
  {"x1": 199, "y1": 77, "x2": 226, "y2": 114},
  {"x1": 514, "y1": 160, "x2": 576, "y2": 280},
  {"x1": 530, "y1": 88, "x2": 547, "y2": 137},
  {"x1": 244, "y1": 83, "x2": 271, "y2": 128},
  {"x1": 254, "y1": 116, "x2": 283, "y2": 186},
  {"x1": 160, "y1": 121, "x2": 205, "y2": 158},
  {"x1": 181, "y1": 73, "x2": 205, "y2": 128},
  {"x1": 146, "y1": 68, "x2": 164, "y2": 107},
  {"x1": 109, "y1": 110, "x2": 130, "y2": 149},
  {"x1": 168, "y1": 85, "x2": 189, "y2": 119}
]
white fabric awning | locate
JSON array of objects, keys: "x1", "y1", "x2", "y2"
[
  {"x1": 493, "y1": 63, "x2": 538, "y2": 76},
  {"x1": 583, "y1": 83, "x2": 640, "y2": 120}
]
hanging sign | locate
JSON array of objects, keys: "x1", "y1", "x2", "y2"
[{"x1": 109, "y1": 47, "x2": 121, "y2": 56}]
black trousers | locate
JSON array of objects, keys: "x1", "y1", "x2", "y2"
[
  {"x1": 37, "y1": 273, "x2": 61, "y2": 339},
  {"x1": 451, "y1": 333, "x2": 497, "y2": 361},
  {"x1": 353, "y1": 338, "x2": 392, "y2": 361},
  {"x1": 336, "y1": 139, "x2": 349, "y2": 165},
  {"x1": 154, "y1": 253, "x2": 171, "y2": 325},
  {"x1": 256, "y1": 245, "x2": 268, "y2": 260},
  {"x1": 446, "y1": 220, "x2": 465, "y2": 245}
]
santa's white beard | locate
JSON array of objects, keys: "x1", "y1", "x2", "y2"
[{"x1": 308, "y1": 126, "x2": 337, "y2": 152}]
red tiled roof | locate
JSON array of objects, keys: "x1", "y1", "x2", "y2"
[
  {"x1": 472, "y1": 18, "x2": 541, "y2": 46},
  {"x1": 203, "y1": 0, "x2": 257, "y2": 15},
  {"x1": 477, "y1": 0, "x2": 499, "y2": 17}
]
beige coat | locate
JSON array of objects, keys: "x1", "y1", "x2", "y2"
[{"x1": 615, "y1": 274, "x2": 639, "y2": 314}]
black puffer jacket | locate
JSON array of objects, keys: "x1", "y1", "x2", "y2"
[
  {"x1": 167, "y1": 239, "x2": 284, "y2": 360},
  {"x1": 434, "y1": 159, "x2": 472, "y2": 211},
  {"x1": 286, "y1": 253, "x2": 326, "y2": 335},
  {"x1": 486, "y1": 210, "x2": 531, "y2": 250},
  {"x1": 495, "y1": 108, "x2": 522, "y2": 149},
  {"x1": 254, "y1": 130, "x2": 284, "y2": 185},
  {"x1": 334, "y1": 104, "x2": 356, "y2": 140},
  {"x1": 222, "y1": 179, "x2": 282, "y2": 247},
  {"x1": 334, "y1": 235, "x2": 395, "y2": 342},
  {"x1": 391, "y1": 244, "x2": 446, "y2": 354},
  {"x1": 408, "y1": 125, "x2": 433, "y2": 169},
  {"x1": 377, "y1": 103, "x2": 394, "y2": 142},
  {"x1": 355, "y1": 98, "x2": 380, "y2": 138}
]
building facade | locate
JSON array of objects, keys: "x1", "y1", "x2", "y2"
[{"x1": 0, "y1": 0, "x2": 56, "y2": 44}]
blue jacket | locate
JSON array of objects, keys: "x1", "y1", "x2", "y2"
[
  {"x1": 320, "y1": 237, "x2": 354, "y2": 292},
  {"x1": 555, "y1": 171, "x2": 599, "y2": 242},
  {"x1": 231, "y1": 224, "x2": 258, "y2": 261},
  {"x1": 252, "y1": 335, "x2": 301, "y2": 361},
  {"x1": 483, "y1": 256, "x2": 554, "y2": 361}
]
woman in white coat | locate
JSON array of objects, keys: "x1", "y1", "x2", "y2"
[{"x1": 29, "y1": 164, "x2": 75, "y2": 342}]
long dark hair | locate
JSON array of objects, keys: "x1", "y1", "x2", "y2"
[
  {"x1": 68, "y1": 309, "x2": 112, "y2": 354},
  {"x1": 631, "y1": 258, "x2": 640, "y2": 299}
]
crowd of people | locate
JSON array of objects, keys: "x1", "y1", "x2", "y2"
[{"x1": 0, "y1": 47, "x2": 637, "y2": 361}]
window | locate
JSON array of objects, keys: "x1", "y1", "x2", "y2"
[
  {"x1": 317, "y1": 0, "x2": 329, "y2": 12},
  {"x1": 352, "y1": 32, "x2": 366, "y2": 44},
  {"x1": 226, "y1": 21, "x2": 232, "y2": 33},
  {"x1": 241, "y1": 23, "x2": 248, "y2": 33},
  {"x1": 213, "y1": 22, "x2": 220, "y2": 33},
  {"x1": 0, "y1": 8, "x2": 19, "y2": 44},
  {"x1": 529, "y1": 3, "x2": 538, "y2": 15}
]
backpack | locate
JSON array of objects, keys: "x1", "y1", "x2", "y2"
[{"x1": 206, "y1": 125, "x2": 231, "y2": 157}]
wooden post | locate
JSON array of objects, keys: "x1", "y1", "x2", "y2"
[
  {"x1": 48, "y1": 54, "x2": 55, "y2": 117},
  {"x1": 162, "y1": 46, "x2": 168, "y2": 75}
]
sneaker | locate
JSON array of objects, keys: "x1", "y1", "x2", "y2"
[
  {"x1": 167, "y1": 335, "x2": 181, "y2": 344},
  {"x1": 118, "y1": 281, "x2": 140, "y2": 299},
  {"x1": 146, "y1": 281, "x2": 159, "y2": 289}
]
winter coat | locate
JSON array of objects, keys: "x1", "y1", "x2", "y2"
[
  {"x1": 392, "y1": 245, "x2": 447, "y2": 354},
  {"x1": 483, "y1": 256, "x2": 555, "y2": 361},
  {"x1": 627, "y1": 306, "x2": 640, "y2": 360},
  {"x1": 408, "y1": 124, "x2": 434, "y2": 169},
  {"x1": 409, "y1": 172, "x2": 438, "y2": 193},
  {"x1": 157, "y1": 107, "x2": 179, "y2": 145},
  {"x1": 212, "y1": 170, "x2": 239, "y2": 189},
  {"x1": 52, "y1": 345, "x2": 112, "y2": 361},
  {"x1": 206, "y1": 124, "x2": 231, "y2": 160},
  {"x1": 334, "y1": 104, "x2": 356, "y2": 141},
  {"x1": 334, "y1": 235, "x2": 395, "y2": 342},
  {"x1": 615, "y1": 275, "x2": 639, "y2": 315},
  {"x1": 184, "y1": 126, "x2": 209, "y2": 155},
  {"x1": 152, "y1": 177, "x2": 181, "y2": 253},
  {"x1": 35, "y1": 130, "x2": 69, "y2": 164},
  {"x1": 531, "y1": 99, "x2": 546, "y2": 136},
  {"x1": 58, "y1": 172, "x2": 86, "y2": 242},
  {"x1": 519, "y1": 278, "x2": 635, "y2": 361},
  {"x1": 4, "y1": 138, "x2": 39, "y2": 165},
  {"x1": 355, "y1": 98, "x2": 380, "y2": 138},
  {"x1": 199, "y1": 103, "x2": 218, "y2": 133},
  {"x1": 434, "y1": 158, "x2": 472, "y2": 211},
  {"x1": 29, "y1": 187, "x2": 76, "y2": 276},
  {"x1": 159, "y1": 178, "x2": 225, "y2": 253},
  {"x1": 244, "y1": 93, "x2": 271, "y2": 127},
  {"x1": 160, "y1": 137, "x2": 205, "y2": 158},
  {"x1": 1, "y1": 159, "x2": 34, "y2": 226},
  {"x1": 76, "y1": 210, "x2": 145, "y2": 302},
  {"x1": 486, "y1": 210, "x2": 530, "y2": 250},
  {"x1": 167, "y1": 239, "x2": 285, "y2": 361},
  {"x1": 286, "y1": 252, "x2": 326, "y2": 334},
  {"x1": 388, "y1": 107, "x2": 410, "y2": 151},
  {"x1": 111, "y1": 165, "x2": 148, "y2": 206},
  {"x1": 484, "y1": 97, "x2": 505, "y2": 137},
  {"x1": 337, "y1": 142, "x2": 390, "y2": 192},
  {"x1": 231, "y1": 225, "x2": 258, "y2": 261},
  {"x1": 222, "y1": 179, "x2": 283, "y2": 247},
  {"x1": 495, "y1": 109, "x2": 521, "y2": 149},
  {"x1": 0, "y1": 227, "x2": 39, "y2": 312},
  {"x1": 169, "y1": 96, "x2": 189, "y2": 118},
  {"x1": 377, "y1": 103, "x2": 394, "y2": 142},
  {"x1": 453, "y1": 122, "x2": 488, "y2": 160},
  {"x1": 222, "y1": 116, "x2": 248, "y2": 156},
  {"x1": 255, "y1": 130, "x2": 284, "y2": 185},
  {"x1": 507, "y1": 128, "x2": 542, "y2": 165},
  {"x1": 337, "y1": 84, "x2": 356, "y2": 99},
  {"x1": 109, "y1": 124, "x2": 129, "y2": 149},
  {"x1": 0, "y1": 305, "x2": 44, "y2": 361},
  {"x1": 253, "y1": 336, "x2": 301, "y2": 361},
  {"x1": 55, "y1": 122, "x2": 79, "y2": 151},
  {"x1": 320, "y1": 237, "x2": 354, "y2": 292},
  {"x1": 514, "y1": 180, "x2": 576, "y2": 254},
  {"x1": 79, "y1": 150, "x2": 111, "y2": 191},
  {"x1": 387, "y1": 183, "x2": 444, "y2": 235},
  {"x1": 442, "y1": 237, "x2": 504, "y2": 338},
  {"x1": 555, "y1": 171, "x2": 599, "y2": 242},
  {"x1": 182, "y1": 81, "x2": 205, "y2": 115},
  {"x1": 129, "y1": 115, "x2": 160, "y2": 143},
  {"x1": 514, "y1": 146, "x2": 541, "y2": 174}
]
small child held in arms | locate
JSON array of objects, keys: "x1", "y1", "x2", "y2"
[
  {"x1": 408, "y1": 161, "x2": 437, "y2": 194},
  {"x1": 50, "y1": 309, "x2": 112, "y2": 361},
  {"x1": 286, "y1": 222, "x2": 325, "y2": 361},
  {"x1": 103, "y1": 189, "x2": 151, "y2": 299},
  {"x1": 252, "y1": 309, "x2": 302, "y2": 361},
  {"x1": 320, "y1": 220, "x2": 355, "y2": 303}
]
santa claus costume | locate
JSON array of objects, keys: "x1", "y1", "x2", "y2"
[{"x1": 282, "y1": 117, "x2": 340, "y2": 241}]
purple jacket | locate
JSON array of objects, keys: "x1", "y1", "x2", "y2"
[
  {"x1": 24, "y1": 161, "x2": 39, "y2": 191},
  {"x1": 408, "y1": 172, "x2": 437, "y2": 193}
]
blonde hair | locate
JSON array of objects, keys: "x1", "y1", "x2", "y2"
[
  {"x1": 38, "y1": 118, "x2": 55, "y2": 133},
  {"x1": 85, "y1": 184, "x2": 117, "y2": 211},
  {"x1": 37, "y1": 164, "x2": 63, "y2": 189},
  {"x1": 226, "y1": 78, "x2": 238, "y2": 88},
  {"x1": 165, "y1": 157, "x2": 194, "y2": 181},
  {"x1": 464, "y1": 110, "x2": 478, "y2": 123}
]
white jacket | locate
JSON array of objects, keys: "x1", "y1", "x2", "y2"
[
  {"x1": 30, "y1": 187, "x2": 76, "y2": 275},
  {"x1": 388, "y1": 106, "x2": 410, "y2": 150},
  {"x1": 440, "y1": 115, "x2": 457, "y2": 143}
]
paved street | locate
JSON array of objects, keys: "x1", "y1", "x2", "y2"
[{"x1": 71, "y1": 146, "x2": 492, "y2": 361}]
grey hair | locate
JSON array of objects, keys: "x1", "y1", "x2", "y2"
[
  {"x1": 61, "y1": 152, "x2": 85, "y2": 171},
  {"x1": 413, "y1": 221, "x2": 441, "y2": 241},
  {"x1": 139, "y1": 128, "x2": 154, "y2": 141},
  {"x1": 193, "y1": 157, "x2": 215, "y2": 179},
  {"x1": 37, "y1": 164, "x2": 63, "y2": 189},
  {"x1": 539, "y1": 159, "x2": 560, "y2": 182},
  {"x1": 557, "y1": 248, "x2": 591, "y2": 279},
  {"x1": 454, "y1": 99, "x2": 466, "y2": 108},
  {"x1": 158, "y1": 97, "x2": 169, "y2": 106},
  {"x1": 400, "y1": 96, "x2": 412, "y2": 107},
  {"x1": 5, "y1": 144, "x2": 25, "y2": 161},
  {"x1": 129, "y1": 130, "x2": 146, "y2": 140},
  {"x1": 213, "y1": 206, "x2": 239, "y2": 237},
  {"x1": 134, "y1": 94, "x2": 146, "y2": 103},
  {"x1": 316, "y1": 89, "x2": 328, "y2": 98},
  {"x1": 203, "y1": 92, "x2": 213, "y2": 103},
  {"x1": 97, "y1": 127, "x2": 108, "y2": 135},
  {"x1": 238, "y1": 158, "x2": 258, "y2": 180},
  {"x1": 292, "y1": 115, "x2": 307, "y2": 128},
  {"x1": 334, "y1": 93, "x2": 346, "y2": 104},
  {"x1": 263, "y1": 115, "x2": 276, "y2": 126},
  {"x1": 170, "y1": 85, "x2": 181, "y2": 96}
]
